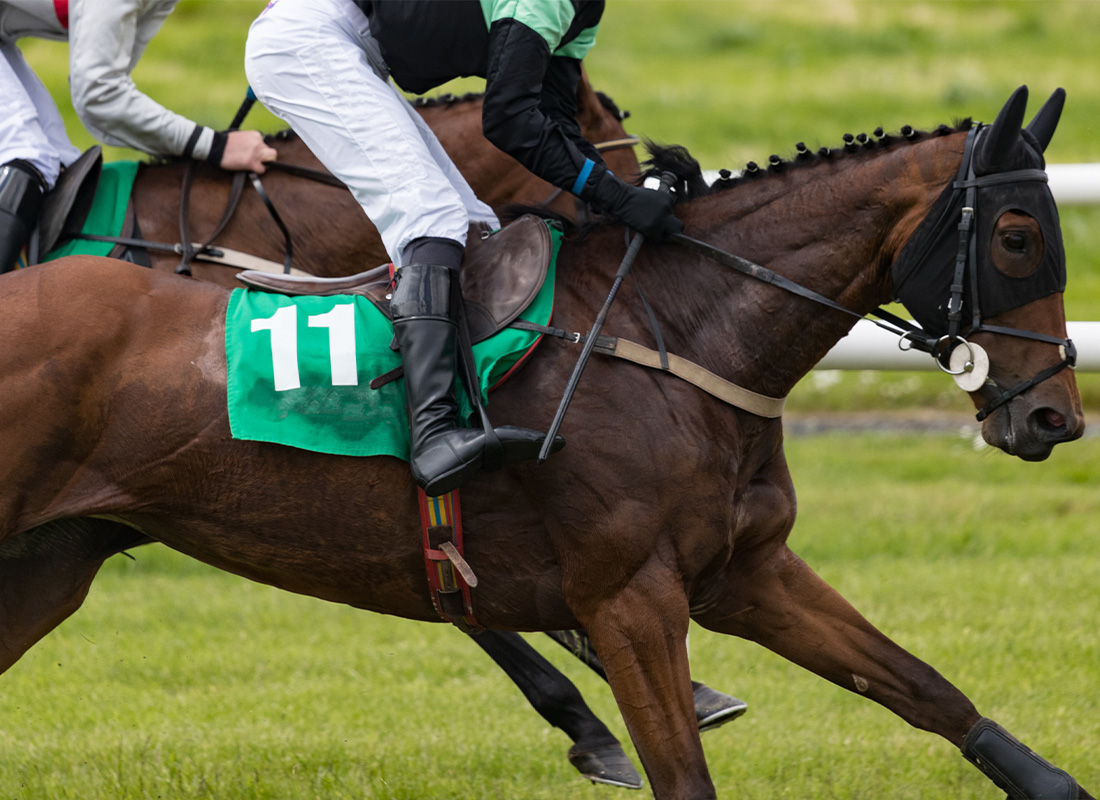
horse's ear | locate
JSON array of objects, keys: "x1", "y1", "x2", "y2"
[
  {"x1": 977, "y1": 85, "x2": 1029, "y2": 174},
  {"x1": 1025, "y1": 88, "x2": 1065, "y2": 153}
]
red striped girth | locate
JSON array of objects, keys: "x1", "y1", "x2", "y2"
[{"x1": 418, "y1": 488, "x2": 481, "y2": 632}]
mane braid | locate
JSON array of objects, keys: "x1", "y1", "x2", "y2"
[
  {"x1": 642, "y1": 118, "x2": 972, "y2": 202},
  {"x1": 265, "y1": 129, "x2": 298, "y2": 144},
  {"x1": 594, "y1": 90, "x2": 628, "y2": 121},
  {"x1": 410, "y1": 91, "x2": 485, "y2": 109}
]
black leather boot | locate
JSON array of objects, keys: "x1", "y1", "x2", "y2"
[
  {"x1": 390, "y1": 260, "x2": 562, "y2": 496},
  {"x1": 0, "y1": 160, "x2": 47, "y2": 273}
]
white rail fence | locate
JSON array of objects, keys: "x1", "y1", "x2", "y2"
[{"x1": 696, "y1": 164, "x2": 1100, "y2": 372}]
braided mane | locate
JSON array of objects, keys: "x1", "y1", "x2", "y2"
[
  {"x1": 643, "y1": 119, "x2": 973, "y2": 203},
  {"x1": 411, "y1": 89, "x2": 629, "y2": 121},
  {"x1": 410, "y1": 91, "x2": 486, "y2": 109}
]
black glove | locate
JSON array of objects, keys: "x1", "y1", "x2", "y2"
[{"x1": 586, "y1": 170, "x2": 683, "y2": 241}]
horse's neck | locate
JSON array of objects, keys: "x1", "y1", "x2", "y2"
[
  {"x1": 273, "y1": 134, "x2": 326, "y2": 170},
  {"x1": 649, "y1": 134, "x2": 966, "y2": 399}
]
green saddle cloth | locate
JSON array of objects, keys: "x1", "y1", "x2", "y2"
[
  {"x1": 43, "y1": 161, "x2": 140, "y2": 261},
  {"x1": 226, "y1": 223, "x2": 562, "y2": 459}
]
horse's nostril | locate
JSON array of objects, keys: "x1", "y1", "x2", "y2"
[{"x1": 1032, "y1": 407, "x2": 1068, "y2": 437}]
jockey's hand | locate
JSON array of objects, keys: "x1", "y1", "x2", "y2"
[
  {"x1": 588, "y1": 171, "x2": 683, "y2": 242},
  {"x1": 220, "y1": 130, "x2": 278, "y2": 173}
]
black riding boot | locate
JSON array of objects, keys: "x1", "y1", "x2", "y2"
[
  {"x1": 390, "y1": 252, "x2": 561, "y2": 496},
  {"x1": 0, "y1": 160, "x2": 47, "y2": 273}
]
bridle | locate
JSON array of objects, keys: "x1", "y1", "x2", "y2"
[
  {"x1": 894, "y1": 124, "x2": 1075, "y2": 421},
  {"x1": 670, "y1": 124, "x2": 1075, "y2": 422}
]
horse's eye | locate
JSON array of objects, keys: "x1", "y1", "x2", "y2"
[
  {"x1": 1002, "y1": 231, "x2": 1028, "y2": 252},
  {"x1": 991, "y1": 210, "x2": 1042, "y2": 278}
]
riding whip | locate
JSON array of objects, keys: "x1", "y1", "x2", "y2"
[
  {"x1": 537, "y1": 171, "x2": 677, "y2": 463},
  {"x1": 229, "y1": 86, "x2": 258, "y2": 132}
]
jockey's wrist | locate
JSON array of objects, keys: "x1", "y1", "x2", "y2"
[
  {"x1": 205, "y1": 131, "x2": 229, "y2": 168},
  {"x1": 573, "y1": 159, "x2": 610, "y2": 201},
  {"x1": 583, "y1": 167, "x2": 630, "y2": 214}
]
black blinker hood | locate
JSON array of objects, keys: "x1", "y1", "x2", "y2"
[{"x1": 890, "y1": 125, "x2": 1066, "y2": 338}]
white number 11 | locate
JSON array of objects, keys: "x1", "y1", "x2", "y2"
[{"x1": 250, "y1": 303, "x2": 359, "y2": 392}]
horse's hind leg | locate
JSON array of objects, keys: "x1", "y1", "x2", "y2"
[
  {"x1": 693, "y1": 544, "x2": 1093, "y2": 799},
  {"x1": 0, "y1": 519, "x2": 147, "y2": 673},
  {"x1": 469, "y1": 630, "x2": 643, "y2": 789}
]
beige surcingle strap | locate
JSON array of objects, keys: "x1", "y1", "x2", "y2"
[{"x1": 594, "y1": 336, "x2": 787, "y2": 418}]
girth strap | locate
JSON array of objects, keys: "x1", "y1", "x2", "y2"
[
  {"x1": 595, "y1": 337, "x2": 786, "y2": 418},
  {"x1": 511, "y1": 320, "x2": 786, "y2": 418},
  {"x1": 418, "y1": 488, "x2": 481, "y2": 632}
]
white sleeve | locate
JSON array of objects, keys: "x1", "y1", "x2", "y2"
[{"x1": 67, "y1": 0, "x2": 213, "y2": 158}]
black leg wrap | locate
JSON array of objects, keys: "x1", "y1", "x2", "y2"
[{"x1": 962, "y1": 718, "x2": 1080, "y2": 799}]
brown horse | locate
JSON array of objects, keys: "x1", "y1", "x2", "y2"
[
  {"x1": 0, "y1": 87, "x2": 1089, "y2": 798},
  {"x1": 125, "y1": 74, "x2": 641, "y2": 287}
]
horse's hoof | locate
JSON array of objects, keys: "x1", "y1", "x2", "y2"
[
  {"x1": 567, "y1": 742, "x2": 644, "y2": 790},
  {"x1": 694, "y1": 683, "x2": 748, "y2": 733}
]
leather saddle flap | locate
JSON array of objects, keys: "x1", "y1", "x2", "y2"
[
  {"x1": 238, "y1": 214, "x2": 552, "y2": 343},
  {"x1": 36, "y1": 145, "x2": 103, "y2": 256}
]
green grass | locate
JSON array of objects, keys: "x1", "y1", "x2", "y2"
[{"x1": 2, "y1": 434, "x2": 1098, "y2": 799}]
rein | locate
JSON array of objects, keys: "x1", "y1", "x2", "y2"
[
  {"x1": 76, "y1": 136, "x2": 636, "y2": 275},
  {"x1": 71, "y1": 151, "x2": 342, "y2": 276},
  {"x1": 669, "y1": 232, "x2": 935, "y2": 352}
]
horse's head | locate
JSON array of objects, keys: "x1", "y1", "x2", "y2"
[{"x1": 891, "y1": 86, "x2": 1083, "y2": 460}]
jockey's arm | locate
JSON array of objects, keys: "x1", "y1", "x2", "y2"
[
  {"x1": 482, "y1": 19, "x2": 600, "y2": 194},
  {"x1": 481, "y1": 18, "x2": 679, "y2": 241},
  {"x1": 67, "y1": 0, "x2": 274, "y2": 171}
]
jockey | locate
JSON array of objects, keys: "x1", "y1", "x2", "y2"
[
  {"x1": 0, "y1": 0, "x2": 277, "y2": 272},
  {"x1": 245, "y1": 0, "x2": 682, "y2": 496}
]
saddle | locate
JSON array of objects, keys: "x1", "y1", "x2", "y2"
[
  {"x1": 30, "y1": 146, "x2": 103, "y2": 263},
  {"x1": 237, "y1": 214, "x2": 553, "y2": 344}
]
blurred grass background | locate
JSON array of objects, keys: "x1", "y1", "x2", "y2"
[{"x1": 6, "y1": 3, "x2": 1099, "y2": 798}]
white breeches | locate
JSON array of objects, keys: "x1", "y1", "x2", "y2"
[
  {"x1": 0, "y1": 40, "x2": 80, "y2": 188},
  {"x1": 244, "y1": 0, "x2": 499, "y2": 269}
]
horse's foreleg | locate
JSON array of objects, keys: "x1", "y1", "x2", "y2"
[
  {"x1": 574, "y1": 561, "x2": 713, "y2": 800},
  {"x1": 694, "y1": 545, "x2": 1092, "y2": 799},
  {"x1": 469, "y1": 630, "x2": 643, "y2": 788},
  {"x1": 0, "y1": 519, "x2": 147, "y2": 673},
  {"x1": 545, "y1": 629, "x2": 748, "y2": 733}
]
